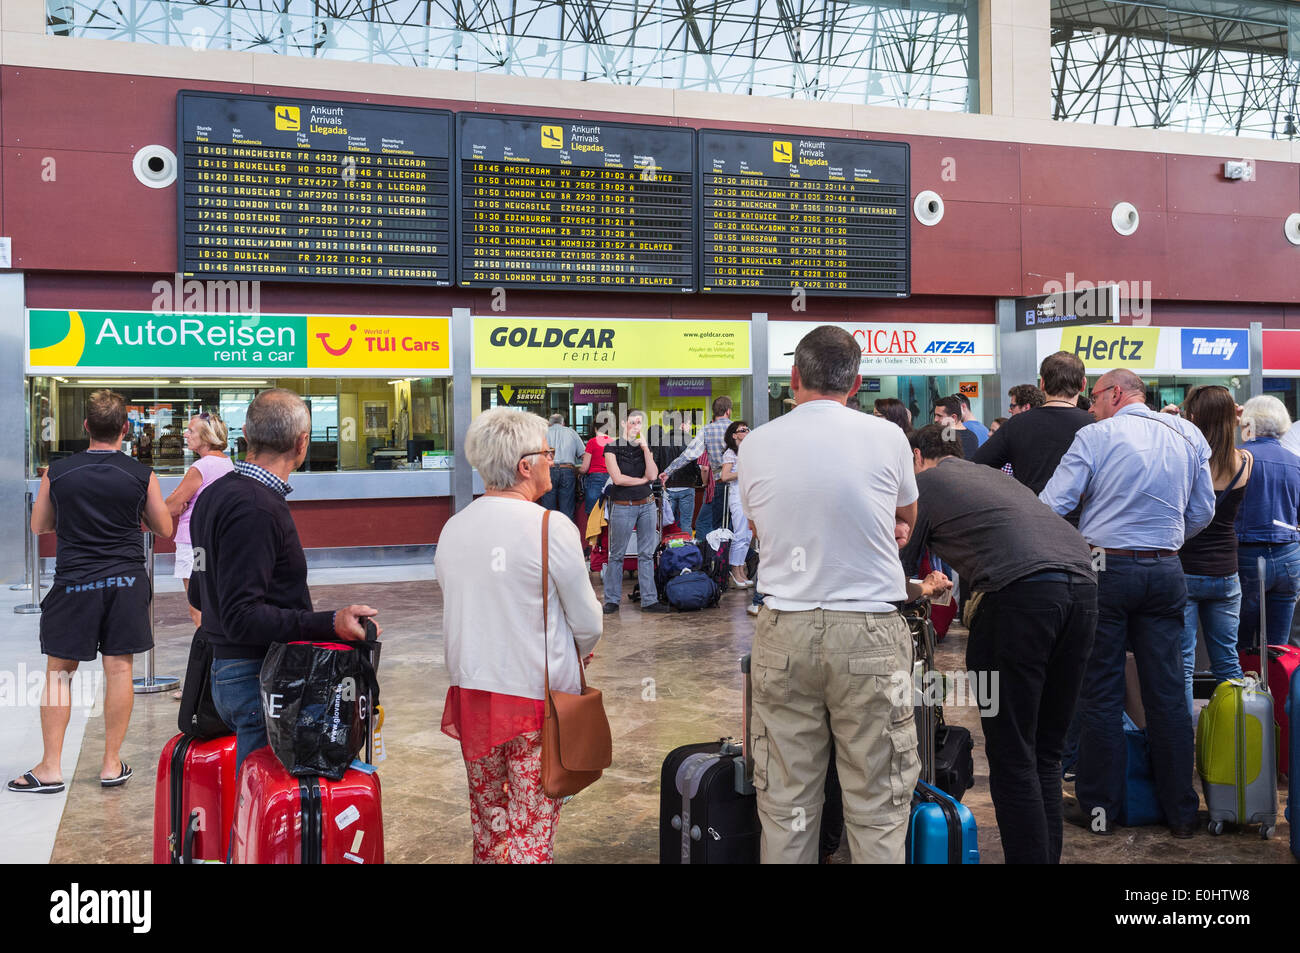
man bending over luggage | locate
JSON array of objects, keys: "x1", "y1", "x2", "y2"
[
  {"x1": 901, "y1": 424, "x2": 1098, "y2": 863},
  {"x1": 9, "y1": 389, "x2": 172, "y2": 794},
  {"x1": 739, "y1": 325, "x2": 920, "y2": 863},
  {"x1": 188, "y1": 388, "x2": 380, "y2": 771}
]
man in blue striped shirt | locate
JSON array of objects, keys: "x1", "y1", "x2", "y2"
[{"x1": 1040, "y1": 369, "x2": 1214, "y2": 839}]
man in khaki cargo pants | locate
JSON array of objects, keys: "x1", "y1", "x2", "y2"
[{"x1": 740, "y1": 325, "x2": 921, "y2": 863}]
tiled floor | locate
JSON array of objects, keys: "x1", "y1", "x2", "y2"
[{"x1": 19, "y1": 569, "x2": 1298, "y2": 864}]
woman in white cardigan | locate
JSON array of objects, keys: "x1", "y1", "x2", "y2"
[{"x1": 435, "y1": 408, "x2": 603, "y2": 864}]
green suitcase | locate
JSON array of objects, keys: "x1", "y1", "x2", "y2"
[{"x1": 1194, "y1": 557, "x2": 1278, "y2": 838}]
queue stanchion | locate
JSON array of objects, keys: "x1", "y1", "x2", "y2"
[
  {"x1": 133, "y1": 530, "x2": 179, "y2": 694},
  {"x1": 9, "y1": 492, "x2": 33, "y2": 591},
  {"x1": 14, "y1": 495, "x2": 42, "y2": 614}
]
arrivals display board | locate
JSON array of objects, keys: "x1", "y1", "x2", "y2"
[
  {"x1": 178, "y1": 92, "x2": 453, "y2": 285},
  {"x1": 698, "y1": 131, "x2": 910, "y2": 297},
  {"x1": 457, "y1": 115, "x2": 695, "y2": 291}
]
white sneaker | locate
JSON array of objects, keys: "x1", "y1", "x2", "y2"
[{"x1": 746, "y1": 604, "x2": 761, "y2": 616}]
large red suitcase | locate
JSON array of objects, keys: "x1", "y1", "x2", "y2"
[
  {"x1": 1239, "y1": 643, "x2": 1300, "y2": 778},
  {"x1": 152, "y1": 733, "x2": 239, "y2": 864},
  {"x1": 230, "y1": 747, "x2": 384, "y2": 864}
]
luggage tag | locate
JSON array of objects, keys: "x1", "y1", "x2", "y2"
[{"x1": 371, "y1": 704, "x2": 387, "y2": 764}]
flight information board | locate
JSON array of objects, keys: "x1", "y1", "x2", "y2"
[
  {"x1": 457, "y1": 115, "x2": 695, "y2": 291},
  {"x1": 178, "y1": 92, "x2": 452, "y2": 284},
  {"x1": 698, "y1": 130, "x2": 910, "y2": 297}
]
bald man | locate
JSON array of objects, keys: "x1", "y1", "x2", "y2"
[{"x1": 1040, "y1": 369, "x2": 1214, "y2": 839}]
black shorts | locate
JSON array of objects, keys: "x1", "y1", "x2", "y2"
[{"x1": 39, "y1": 572, "x2": 153, "y2": 661}]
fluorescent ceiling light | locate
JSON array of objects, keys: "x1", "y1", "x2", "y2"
[
  {"x1": 176, "y1": 379, "x2": 270, "y2": 385},
  {"x1": 75, "y1": 379, "x2": 174, "y2": 385}
]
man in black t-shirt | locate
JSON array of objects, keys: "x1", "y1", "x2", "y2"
[
  {"x1": 8, "y1": 389, "x2": 173, "y2": 795},
  {"x1": 972, "y1": 351, "x2": 1094, "y2": 497},
  {"x1": 601, "y1": 411, "x2": 671, "y2": 615}
]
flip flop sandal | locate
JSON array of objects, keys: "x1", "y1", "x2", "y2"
[
  {"x1": 7, "y1": 771, "x2": 64, "y2": 794},
  {"x1": 100, "y1": 762, "x2": 132, "y2": 788}
]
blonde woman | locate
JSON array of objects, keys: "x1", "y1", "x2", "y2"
[{"x1": 165, "y1": 413, "x2": 234, "y2": 628}]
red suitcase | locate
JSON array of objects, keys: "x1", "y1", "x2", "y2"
[
  {"x1": 229, "y1": 747, "x2": 384, "y2": 864},
  {"x1": 1239, "y1": 644, "x2": 1300, "y2": 778},
  {"x1": 152, "y1": 733, "x2": 239, "y2": 864}
]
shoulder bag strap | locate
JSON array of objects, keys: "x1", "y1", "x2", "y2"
[{"x1": 541, "y1": 510, "x2": 587, "y2": 700}]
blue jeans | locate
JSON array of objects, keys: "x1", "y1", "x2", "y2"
[
  {"x1": 694, "y1": 482, "x2": 726, "y2": 541},
  {"x1": 582, "y1": 474, "x2": 608, "y2": 519},
  {"x1": 210, "y1": 657, "x2": 268, "y2": 776},
  {"x1": 540, "y1": 466, "x2": 577, "y2": 524},
  {"x1": 666, "y1": 487, "x2": 695, "y2": 534},
  {"x1": 1237, "y1": 542, "x2": 1300, "y2": 648},
  {"x1": 602, "y1": 500, "x2": 658, "y2": 607},
  {"x1": 1181, "y1": 573, "x2": 1243, "y2": 713},
  {"x1": 1075, "y1": 554, "x2": 1198, "y2": 830}
]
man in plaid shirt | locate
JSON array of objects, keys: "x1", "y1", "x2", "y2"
[{"x1": 660, "y1": 396, "x2": 733, "y2": 539}]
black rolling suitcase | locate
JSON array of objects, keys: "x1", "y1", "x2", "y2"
[{"x1": 659, "y1": 656, "x2": 761, "y2": 863}]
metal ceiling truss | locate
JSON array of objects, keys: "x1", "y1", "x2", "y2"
[
  {"x1": 1051, "y1": 0, "x2": 1300, "y2": 138},
  {"x1": 46, "y1": 0, "x2": 979, "y2": 108}
]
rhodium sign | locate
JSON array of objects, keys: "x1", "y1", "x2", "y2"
[
  {"x1": 767, "y1": 321, "x2": 997, "y2": 376},
  {"x1": 26, "y1": 310, "x2": 451, "y2": 376}
]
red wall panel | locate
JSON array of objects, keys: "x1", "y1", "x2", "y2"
[
  {"x1": 1019, "y1": 205, "x2": 1169, "y2": 299},
  {"x1": 290, "y1": 497, "x2": 451, "y2": 548},
  {"x1": 4, "y1": 147, "x2": 176, "y2": 272},
  {"x1": 911, "y1": 201, "x2": 1021, "y2": 296},
  {"x1": 1167, "y1": 155, "x2": 1300, "y2": 218},
  {"x1": 906, "y1": 138, "x2": 1021, "y2": 204},
  {"x1": 1020, "y1": 145, "x2": 1166, "y2": 211},
  {"x1": 36, "y1": 496, "x2": 451, "y2": 556},
  {"x1": 1166, "y1": 213, "x2": 1300, "y2": 303}
]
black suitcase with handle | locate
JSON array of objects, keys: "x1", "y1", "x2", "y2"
[{"x1": 659, "y1": 656, "x2": 760, "y2": 863}]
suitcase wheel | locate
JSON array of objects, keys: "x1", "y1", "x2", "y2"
[
  {"x1": 1261, "y1": 824, "x2": 1275, "y2": 840},
  {"x1": 1208, "y1": 819, "x2": 1225, "y2": 835}
]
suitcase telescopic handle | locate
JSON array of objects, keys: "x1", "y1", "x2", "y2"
[
  {"x1": 741, "y1": 654, "x2": 754, "y2": 790},
  {"x1": 1257, "y1": 556, "x2": 1268, "y2": 696}
]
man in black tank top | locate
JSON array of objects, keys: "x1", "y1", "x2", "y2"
[{"x1": 7, "y1": 390, "x2": 172, "y2": 795}]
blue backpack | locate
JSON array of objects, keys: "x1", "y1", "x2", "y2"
[{"x1": 663, "y1": 569, "x2": 720, "y2": 611}]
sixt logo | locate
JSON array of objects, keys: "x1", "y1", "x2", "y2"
[{"x1": 923, "y1": 341, "x2": 976, "y2": 355}]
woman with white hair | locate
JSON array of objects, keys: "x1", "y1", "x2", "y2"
[
  {"x1": 165, "y1": 412, "x2": 234, "y2": 629},
  {"x1": 434, "y1": 408, "x2": 603, "y2": 863},
  {"x1": 1235, "y1": 394, "x2": 1300, "y2": 647}
]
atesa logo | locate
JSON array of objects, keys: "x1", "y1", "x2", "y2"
[
  {"x1": 923, "y1": 340, "x2": 976, "y2": 355},
  {"x1": 49, "y1": 883, "x2": 151, "y2": 934}
]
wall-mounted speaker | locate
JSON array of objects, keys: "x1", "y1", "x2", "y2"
[
  {"x1": 913, "y1": 190, "x2": 944, "y2": 227},
  {"x1": 133, "y1": 145, "x2": 177, "y2": 189}
]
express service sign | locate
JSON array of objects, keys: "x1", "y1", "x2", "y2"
[
  {"x1": 767, "y1": 322, "x2": 997, "y2": 376},
  {"x1": 26, "y1": 310, "x2": 451, "y2": 376},
  {"x1": 472, "y1": 318, "x2": 750, "y2": 375}
]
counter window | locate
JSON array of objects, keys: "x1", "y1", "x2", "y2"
[{"x1": 27, "y1": 376, "x2": 452, "y2": 476}]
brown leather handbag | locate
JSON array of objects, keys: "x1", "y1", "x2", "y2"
[{"x1": 539, "y1": 510, "x2": 612, "y2": 798}]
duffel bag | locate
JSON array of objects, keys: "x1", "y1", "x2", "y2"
[{"x1": 663, "y1": 569, "x2": 721, "y2": 611}]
